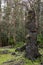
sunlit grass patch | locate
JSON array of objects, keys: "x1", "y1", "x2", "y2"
[
  {"x1": 39, "y1": 48, "x2": 43, "y2": 55},
  {"x1": 0, "y1": 48, "x2": 43, "y2": 65},
  {"x1": 0, "y1": 54, "x2": 14, "y2": 65}
]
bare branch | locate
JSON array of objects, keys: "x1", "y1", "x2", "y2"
[{"x1": 18, "y1": 2, "x2": 28, "y2": 10}]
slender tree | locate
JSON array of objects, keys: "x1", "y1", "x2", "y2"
[{"x1": 0, "y1": 0, "x2": 2, "y2": 46}]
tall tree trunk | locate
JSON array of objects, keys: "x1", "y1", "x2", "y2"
[
  {"x1": 0, "y1": 0, "x2": 2, "y2": 47},
  {"x1": 25, "y1": 10, "x2": 40, "y2": 60}
]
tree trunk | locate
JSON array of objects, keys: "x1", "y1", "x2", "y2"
[
  {"x1": 0, "y1": 0, "x2": 2, "y2": 47},
  {"x1": 25, "y1": 10, "x2": 40, "y2": 60}
]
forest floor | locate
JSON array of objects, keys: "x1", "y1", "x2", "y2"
[{"x1": 0, "y1": 46, "x2": 43, "y2": 65}]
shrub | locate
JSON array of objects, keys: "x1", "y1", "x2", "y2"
[
  {"x1": 37, "y1": 33, "x2": 43, "y2": 48},
  {"x1": 8, "y1": 36, "x2": 15, "y2": 47}
]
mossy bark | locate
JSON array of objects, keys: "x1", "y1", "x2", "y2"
[{"x1": 25, "y1": 10, "x2": 40, "y2": 60}]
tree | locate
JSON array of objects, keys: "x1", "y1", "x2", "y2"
[
  {"x1": 26, "y1": 0, "x2": 41, "y2": 60},
  {"x1": 18, "y1": 0, "x2": 41, "y2": 60},
  {"x1": 0, "y1": 0, "x2": 25, "y2": 46},
  {"x1": 0, "y1": 0, "x2": 2, "y2": 46}
]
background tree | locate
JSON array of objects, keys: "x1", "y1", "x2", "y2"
[{"x1": 0, "y1": 0, "x2": 1, "y2": 46}]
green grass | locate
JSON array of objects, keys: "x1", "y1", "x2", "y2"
[
  {"x1": 0, "y1": 54, "x2": 14, "y2": 65},
  {"x1": 0, "y1": 48, "x2": 15, "y2": 65},
  {"x1": 15, "y1": 42, "x2": 25, "y2": 47},
  {"x1": 24, "y1": 59, "x2": 40, "y2": 65},
  {"x1": 0, "y1": 48, "x2": 43, "y2": 65}
]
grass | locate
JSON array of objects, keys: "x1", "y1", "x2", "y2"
[
  {"x1": 0, "y1": 48, "x2": 15, "y2": 65},
  {"x1": 0, "y1": 47, "x2": 43, "y2": 65},
  {"x1": 0, "y1": 54, "x2": 15, "y2": 65}
]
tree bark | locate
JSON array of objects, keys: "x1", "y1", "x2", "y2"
[
  {"x1": 25, "y1": 10, "x2": 40, "y2": 60},
  {"x1": 0, "y1": 0, "x2": 2, "y2": 47}
]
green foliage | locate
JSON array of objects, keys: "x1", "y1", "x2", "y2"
[
  {"x1": 37, "y1": 33, "x2": 43, "y2": 47},
  {"x1": 15, "y1": 42, "x2": 25, "y2": 47},
  {"x1": 16, "y1": 31, "x2": 25, "y2": 42},
  {"x1": 0, "y1": 31, "x2": 8, "y2": 46},
  {"x1": 37, "y1": 34, "x2": 43, "y2": 43},
  {"x1": 8, "y1": 36, "x2": 15, "y2": 46}
]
